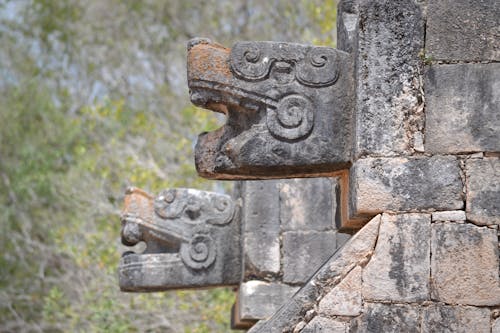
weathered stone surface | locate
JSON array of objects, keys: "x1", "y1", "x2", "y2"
[
  {"x1": 363, "y1": 213, "x2": 430, "y2": 302},
  {"x1": 118, "y1": 187, "x2": 240, "y2": 291},
  {"x1": 300, "y1": 316, "x2": 347, "y2": 333},
  {"x1": 279, "y1": 178, "x2": 336, "y2": 232},
  {"x1": 249, "y1": 215, "x2": 380, "y2": 333},
  {"x1": 421, "y1": 305, "x2": 490, "y2": 333},
  {"x1": 353, "y1": 0, "x2": 425, "y2": 156},
  {"x1": 349, "y1": 303, "x2": 420, "y2": 333},
  {"x1": 318, "y1": 265, "x2": 361, "y2": 317},
  {"x1": 426, "y1": 0, "x2": 500, "y2": 61},
  {"x1": 350, "y1": 156, "x2": 463, "y2": 215},
  {"x1": 431, "y1": 222, "x2": 500, "y2": 305},
  {"x1": 283, "y1": 231, "x2": 336, "y2": 284},
  {"x1": 493, "y1": 316, "x2": 500, "y2": 333},
  {"x1": 241, "y1": 181, "x2": 280, "y2": 277},
  {"x1": 425, "y1": 64, "x2": 500, "y2": 154},
  {"x1": 466, "y1": 158, "x2": 500, "y2": 225},
  {"x1": 238, "y1": 281, "x2": 299, "y2": 321},
  {"x1": 431, "y1": 210, "x2": 466, "y2": 222},
  {"x1": 188, "y1": 39, "x2": 354, "y2": 179}
]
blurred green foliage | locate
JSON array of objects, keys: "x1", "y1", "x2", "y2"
[{"x1": 0, "y1": 0, "x2": 336, "y2": 331}]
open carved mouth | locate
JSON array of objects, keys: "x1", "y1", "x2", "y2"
[{"x1": 187, "y1": 38, "x2": 354, "y2": 180}]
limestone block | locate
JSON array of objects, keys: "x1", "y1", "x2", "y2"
[
  {"x1": 425, "y1": 64, "x2": 500, "y2": 153},
  {"x1": 350, "y1": 156, "x2": 463, "y2": 215},
  {"x1": 466, "y1": 158, "x2": 500, "y2": 225},
  {"x1": 238, "y1": 281, "x2": 299, "y2": 321},
  {"x1": 283, "y1": 230, "x2": 336, "y2": 284},
  {"x1": 249, "y1": 215, "x2": 381, "y2": 333},
  {"x1": 421, "y1": 305, "x2": 490, "y2": 333},
  {"x1": 431, "y1": 210, "x2": 466, "y2": 222},
  {"x1": 493, "y1": 317, "x2": 500, "y2": 333},
  {"x1": 426, "y1": 0, "x2": 500, "y2": 61},
  {"x1": 362, "y1": 213, "x2": 430, "y2": 302},
  {"x1": 431, "y1": 222, "x2": 500, "y2": 306},
  {"x1": 349, "y1": 303, "x2": 420, "y2": 333},
  {"x1": 300, "y1": 316, "x2": 347, "y2": 333},
  {"x1": 353, "y1": 0, "x2": 424, "y2": 156},
  {"x1": 318, "y1": 265, "x2": 362, "y2": 317},
  {"x1": 279, "y1": 178, "x2": 336, "y2": 232},
  {"x1": 241, "y1": 180, "x2": 281, "y2": 277}
]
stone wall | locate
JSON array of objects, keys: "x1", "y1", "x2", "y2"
[
  {"x1": 233, "y1": 178, "x2": 351, "y2": 327},
  {"x1": 246, "y1": 0, "x2": 500, "y2": 332}
]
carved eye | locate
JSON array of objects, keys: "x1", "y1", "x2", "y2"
[
  {"x1": 311, "y1": 54, "x2": 328, "y2": 67},
  {"x1": 244, "y1": 49, "x2": 261, "y2": 63}
]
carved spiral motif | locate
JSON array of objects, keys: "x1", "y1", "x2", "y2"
[
  {"x1": 231, "y1": 42, "x2": 271, "y2": 80},
  {"x1": 296, "y1": 47, "x2": 339, "y2": 87},
  {"x1": 208, "y1": 195, "x2": 235, "y2": 225},
  {"x1": 267, "y1": 95, "x2": 314, "y2": 140},
  {"x1": 180, "y1": 234, "x2": 216, "y2": 270}
]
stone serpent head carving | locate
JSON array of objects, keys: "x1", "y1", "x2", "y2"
[
  {"x1": 119, "y1": 187, "x2": 240, "y2": 291},
  {"x1": 188, "y1": 38, "x2": 354, "y2": 179}
]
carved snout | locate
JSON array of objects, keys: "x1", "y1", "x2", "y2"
[
  {"x1": 119, "y1": 187, "x2": 241, "y2": 292},
  {"x1": 187, "y1": 39, "x2": 355, "y2": 180}
]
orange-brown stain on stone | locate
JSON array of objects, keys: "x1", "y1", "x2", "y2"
[
  {"x1": 187, "y1": 43, "x2": 232, "y2": 81},
  {"x1": 122, "y1": 187, "x2": 154, "y2": 223}
]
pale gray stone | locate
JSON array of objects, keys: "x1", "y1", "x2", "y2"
[
  {"x1": 425, "y1": 64, "x2": 500, "y2": 153},
  {"x1": 283, "y1": 231, "x2": 336, "y2": 284},
  {"x1": 353, "y1": 0, "x2": 424, "y2": 156},
  {"x1": 493, "y1": 317, "x2": 500, "y2": 333},
  {"x1": 249, "y1": 215, "x2": 381, "y2": 333},
  {"x1": 466, "y1": 158, "x2": 500, "y2": 225},
  {"x1": 279, "y1": 178, "x2": 336, "y2": 231},
  {"x1": 336, "y1": 232, "x2": 351, "y2": 248},
  {"x1": 238, "y1": 281, "x2": 299, "y2": 321},
  {"x1": 318, "y1": 265, "x2": 362, "y2": 317},
  {"x1": 431, "y1": 222, "x2": 500, "y2": 305},
  {"x1": 349, "y1": 303, "x2": 420, "y2": 333},
  {"x1": 300, "y1": 316, "x2": 347, "y2": 333},
  {"x1": 421, "y1": 305, "x2": 490, "y2": 333},
  {"x1": 426, "y1": 0, "x2": 500, "y2": 61},
  {"x1": 432, "y1": 210, "x2": 466, "y2": 222},
  {"x1": 362, "y1": 213, "x2": 430, "y2": 302},
  {"x1": 241, "y1": 180, "x2": 281, "y2": 277},
  {"x1": 350, "y1": 156, "x2": 463, "y2": 215}
]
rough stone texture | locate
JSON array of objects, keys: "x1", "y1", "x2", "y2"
[
  {"x1": 431, "y1": 210, "x2": 466, "y2": 222},
  {"x1": 350, "y1": 156, "x2": 463, "y2": 215},
  {"x1": 421, "y1": 305, "x2": 490, "y2": 333},
  {"x1": 426, "y1": 0, "x2": 500, "y2": 61},
  {"x1": 283, "y1": 231, "x2": 337, "y2": 284},
  {"x1": 318, "y1": 265, "x2": 362, "y2": 317},
  {"x1": 300, "y1": 316, "x2": 348, "y2": 333},
  {"x1": 279, "y1": 178, "x2": 336, "y2": 232},
  {"x1": 349, "y1": 303, "x2": 420, "y2": 333},
  {"x1": 241, "y1": 180, "x2": 281, "y2": 278},
  {"x1": 353, "y1": 0, "x2": 425, "y2": 156},
  {"x1": 118, "y1": 187, "x2": 241, "y2": 291},
  {"x1": 431, "y1": 222, "x2": 500, "y2": 306},
  {"x1": 425, "y1": 64, "x2": 500, "y2": 154},
  {"x1": 238, "y1": 281, "x2": 299, "y2": 321},
  {"x1": 248, "y1": 215, "x2": 380, "y2": 333},
  {"x1": 466, "y1": 158, "x2": 500, "y2": 225},
  {"x1": 363, "y1": 213, "x2": 430, "y2": 302},
  {"x1": 493, "y1": 317, "x2": 500, "y2": 333},
  {"x1": 188, "y1": 39, "x2": 354, "y2": 179}
]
